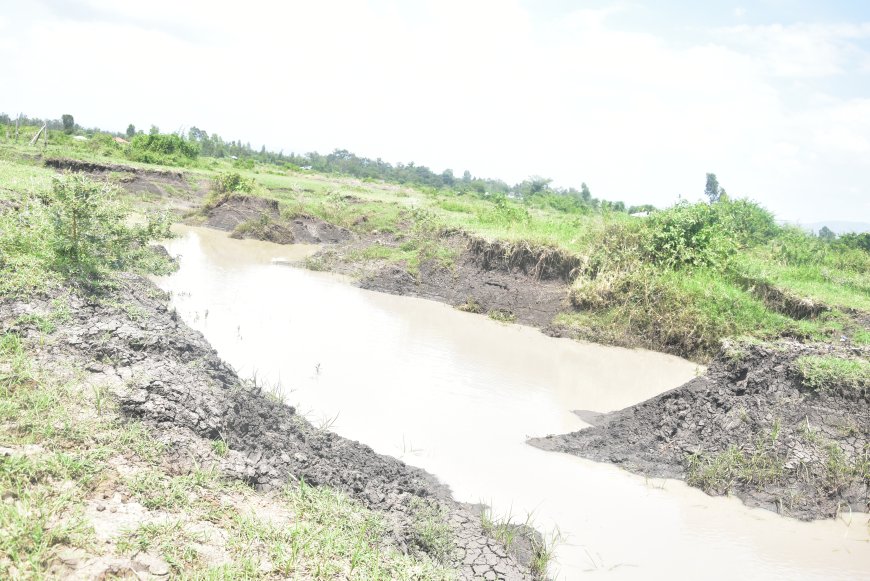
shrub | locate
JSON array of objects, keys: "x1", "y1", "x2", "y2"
[
  {"x1": 643, "y1": 202, "x2": 736, "y2": 269},
  {"x1": 48, "y1": 173, "x2": 171, "y2": 281},
  {"x1": 212, "y1": 172, "x2": 254, "y2": 195},
  {"x1": 126, "y1": 133, "x2": 199, "y2": 165},
  {"x1": 838, "y1": 232, "x2": 870, "y2": 253}
]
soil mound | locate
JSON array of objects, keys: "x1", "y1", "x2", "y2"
[
  {"x1": 530, "y1": 341, "x2": 869, "y2": 520},
  {"x1": 359, "y1": 239, "x2": 568, "y2": 328},
  {"x1": 466, "y1": 237, "x2": 581, "y2": 282},
  {"x1": 204, "y1": 196, "x2": 352, "y2": 245}
]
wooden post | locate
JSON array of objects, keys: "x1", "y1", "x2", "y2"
[
  {"x1": 15, "y1": 114, "x2": 20, "y2": 141},
  {"x1": 29, "y1": 124, "x2": 46, "y2": 146}
]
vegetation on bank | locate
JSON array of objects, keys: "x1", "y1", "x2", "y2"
[
  {"x1": 0, "y1": 329, "x2": 456, "y2": 579},
  {"x1": 2, "y1": 119, "x2": 869, "y2": 363},
  {"x1": 794, "y1": 355, "x2": 870, "y2": 396}
]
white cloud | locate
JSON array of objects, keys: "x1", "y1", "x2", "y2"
[{"x1": 3, "y1": 1, "x2": 869, "y2": 222}]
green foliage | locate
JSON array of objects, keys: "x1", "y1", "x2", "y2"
[
  {"x1": 61, "y1": 114, "x2": 74, "y2": 135},
  {"x1": 48, "y1": 173, "x2": 171, "y2": 280},
  {"x1": 643, "y1": 202, "x2": 736, "y2": 268},
  {"x1": 409, "y1": 498, "x2": 454, "y2": 562},
  {"x1": 0, "y1": 173, "x2": 172, "y2": 294},
  {"x1": 794, "y1": 355, "x2": 870, "y2": 395},
  {"x1": 126, "y1": 133, "x2": 199, "y2": 165},
  {"x1": 838, "y1": 232, "x2": 870, "y2": 252},
  {"x1": 818, "y1": 225, "x2": 836, "y2": 240},
  {"x1": 687, "y1": 422, "x2": 785, "y2": 493},
  {"x1": 212, "y1": 171, "x2": 254, "y2": 195},
  {"x1": 705, "y1": 172, "x2": 723, "y2": 203}
]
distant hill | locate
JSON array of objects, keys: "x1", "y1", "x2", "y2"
[{"x1": 783, "y1": 221, "x2": 870, "y2": 235}]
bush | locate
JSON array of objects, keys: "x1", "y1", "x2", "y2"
[
  {"x1": 643, "y1": 202, "x2": 736, "y2": 269},
  {"x1": 48, "y1": 173, "x2": 171, "y2": 281},
  {"x1": 211, "y1": 172, "x2": 254, "y2": 195},
  {"x1": 126, "y1": 133, "x2": 199, "y2": 165}
]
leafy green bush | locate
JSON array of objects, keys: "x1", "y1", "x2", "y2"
[
  {"x1": 87, "y1": 133, "x2": 123, "y2": 157},
  {"x1": 0, "y1": 173, "x2": 172, "y2": 293},
  {"x1": 643, "y1": 202, "x2": 736, "y2": 269},
  {"x1": 212, "y1": 172, "x2": 254, "y2": 195},
  {"x1": 838, "y1": 232, "x2": 870, "y2": 253},
  {"x1": 48, "y1": 173, "x2": 172, "y2": 280},
  {"x1": 126, "y1": 133, "x2": 199, "y2": 165}
]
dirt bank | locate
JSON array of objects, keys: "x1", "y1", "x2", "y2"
[
  {"x1": 43, "y1": 157, "x2": 206, "y2": 211},
  {"x1": 200, "y1": 195, "x2": 352, "y2": 245},
  {"x1": 308, "y1": 232, "x2": 571, "y2": 329},
  {"x1": 2, "y1": 274, "x2": 541, "y2": 579},
  {"x1": 530, "y1": 340, "x2": 869, "y2": 520}
]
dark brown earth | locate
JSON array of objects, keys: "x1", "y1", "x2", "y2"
[
  {"x1": 43, "y1": 157, "x2": 207, "y2": 211},
  {"x1": 3, "y1": 274, "x2": 540, "y2": 580},
  {"x1": 359, "y1": 256, "x2": 567, "y2": 329},
  {"x1": 202, "y1": 195, "x2": 353, "y2": 245},
  {"x1": 530, "y1": 340, "x2": 869, "y2": 520},
  {"x1": 310, "y1": 233, "x2": 572, "y2": 329}
]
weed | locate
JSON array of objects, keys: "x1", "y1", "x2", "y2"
[
  {"x1": 211, "y1": 438, "x2": 229, "y2": 458},
  {"x1": 794, "y1": 355, "x2": 870, "y2": 396},
  {"x1": 409, "y1": 498, "x2": 454, "y2": 562},
  {"x1": 488, "y1": 309, "x2": 516, "y2": 323}
]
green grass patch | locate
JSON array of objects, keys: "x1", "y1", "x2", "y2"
[{"x1": 794, "y1": 355, "x2": 870, "y2": 396}]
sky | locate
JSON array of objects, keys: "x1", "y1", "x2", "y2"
[{"x1": 2, "y1": 0, "x2": 869, "y2": 223}]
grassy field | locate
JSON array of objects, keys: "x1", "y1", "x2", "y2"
[{"x1": 1, "y1": 128, "x2": 868, "y2": 362}]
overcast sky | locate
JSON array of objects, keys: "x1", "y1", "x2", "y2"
[{"x1": 3, "y1": 0, "x2": 869, "y2": 223}]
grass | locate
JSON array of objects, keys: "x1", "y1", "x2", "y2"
[
  {"x1": 794, "y1": 355, "x2": 870, "y2": 396},
  {"x1": 409, "y1": 498, "x2": 455, "y2": 563},
  {"x1": 3, "y1": 135, "x2": 868, "y2": 360},
  {"x1": 0, "y1": 327, "x2": 460, "y2": 578},
  {"x1": 480, "y1": 506, "x2": 556, "y2": 580},
  {"x1": 686, "y1": 421, "x2": 786, "y2": 494},
  {"x1": 488, "y1": 309, "x2": 517, "y2": 324}
]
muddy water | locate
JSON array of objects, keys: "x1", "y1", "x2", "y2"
[{"x1": 156, "y1": 226, "x2": 870, "y2": 580}]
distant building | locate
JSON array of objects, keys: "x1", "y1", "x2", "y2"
[
  {"x1": 630, "y1": 211, "x2": 650, "y2": 218},
  {"x1": 113, "y1": 137, "x2": 129, "y2": 145},
  {"x1": 72, "y1": 135, "x2": 88, "y2": 141}
]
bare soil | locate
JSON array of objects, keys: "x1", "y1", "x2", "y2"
[
  {"x1": 311, "y1": 232, "x2": 571, "y2": 329},
  {"x1": 529, "y1": 341, "x2": 869, "y2": 520},
  {"x1": 43, "y1": 157, "x2": 208, "y2": 212},
  {"x1": 201, "y1": 195, "x2": 353, "y2": 245}
]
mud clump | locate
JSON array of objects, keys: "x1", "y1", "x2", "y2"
[
  {"x1": 203, "y1": 195, "x2": 352, "y2": 245},
  {"x1": 2, "y1": 275, "x2": 536, "y2": 580},
  {"x1": 530, "y1": 340, "x2": 869, "y2": 520},
  {"x1": 466, "y1": 237, "x2": 581, "y2": 282},
  {"x1": 340, "y1": 234, "x2": 571, "y2": 328}
]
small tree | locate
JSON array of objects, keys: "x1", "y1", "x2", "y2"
[
  {"x1": 61, "y1": 114, "x2": 75, "y2": 134},
  {"x1": 818, "y1": 226, "x2": 836, "y2": 240},
  {"x1": 704, "y1": 173, "x2": 723, "y2": 203},
  {"x1": 126, "y1": 124, "x2": 136, "y2": 138},
  {"x1": 49, "y1": 173, "x2": 170, "y2": 277}
]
